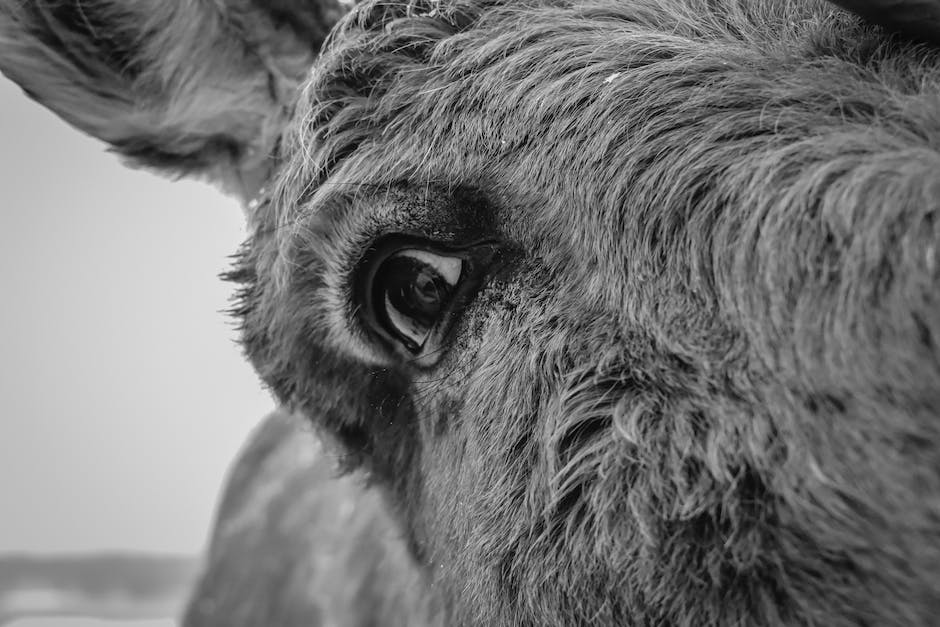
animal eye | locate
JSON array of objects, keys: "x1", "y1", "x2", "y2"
[
  {"x1": 373, "y1": 249, "x2": 463, "y2": 352},
  {"x1": 356, "y1": 238, "x2": 500, "y2": 363}
]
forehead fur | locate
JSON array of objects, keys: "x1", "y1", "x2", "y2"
[
  {"x1": 251, "y1": 0, "x2": 940, "y2": 404},
  {"x1": 252, "y1": 2, "x2": 940, "y2": 396},
  {"x1": 261, "y1": 0, "x2": 940, "y2": 335},
  {"x1": 268, "y1": 0, "x2": 940, "y2": 254}
]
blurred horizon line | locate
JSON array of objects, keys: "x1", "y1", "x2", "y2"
[{"x1": 0, "y1": 552, "x2": 200, "y2": 625}]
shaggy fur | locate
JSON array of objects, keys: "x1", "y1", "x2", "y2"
[
  {"x1": 239, "y1": 1, "x2": 940, "y2": 624},
  {"x1": 4, "y1": 1, "x2": 940, "y2": 625}
]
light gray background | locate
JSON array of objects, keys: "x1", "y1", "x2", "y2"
[{"x1": 0, "y1": 77, "x2": 274, "y2": 555}]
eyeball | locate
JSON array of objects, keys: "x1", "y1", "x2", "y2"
[
  {"x1": 373, "y1": 249, "x2": 463, "y2": 352},
  {"x1": 355, "y1": 237, "x2": 501, "y2": 364}
]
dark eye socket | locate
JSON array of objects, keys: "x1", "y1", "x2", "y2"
[{"x1": 355, "y1": 238, "x2": 499, "y2": 363}]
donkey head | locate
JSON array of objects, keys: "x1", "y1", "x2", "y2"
[{"x1": 4, "y1": 1, "x2": 940, "y2": 625}]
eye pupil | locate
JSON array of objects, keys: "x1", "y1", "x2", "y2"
[
  {"x1": 386, "y1": 260, "x2": 449, "y2": 318},
  {"x1": 372, "y1": 251, "x2": 462, "y2": 352},
  {"x1": 412, "y1": 270, "x2": 443, "y2": 307}
]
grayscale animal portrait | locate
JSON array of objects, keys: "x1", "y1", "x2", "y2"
[{"x1": 3, "y1": 0, "x2": 940, "y2": 625}]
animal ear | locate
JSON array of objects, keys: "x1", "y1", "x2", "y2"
[
  {"x1": 0, "y1": 0, "x2": 349, "y2": 202},
  {"x1": 829, "y1": 0, "x2": 940, "y2": 47}
]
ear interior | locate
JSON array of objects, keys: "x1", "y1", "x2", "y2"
[{"x1": 0, "y1": 0, "x2": 348, "y2": 202}]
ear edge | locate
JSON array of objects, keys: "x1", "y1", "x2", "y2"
[{"x1": 0, "y1": 0, "x2": 348, "y2": 203}]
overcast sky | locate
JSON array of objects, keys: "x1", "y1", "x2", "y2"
[{"x1": 0, "y1": 78, "x2": 275, "y2": 555}]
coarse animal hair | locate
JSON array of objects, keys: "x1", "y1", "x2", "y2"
[{"x1": 3, "y1": 0, "x2": 940, "y2": 625}]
